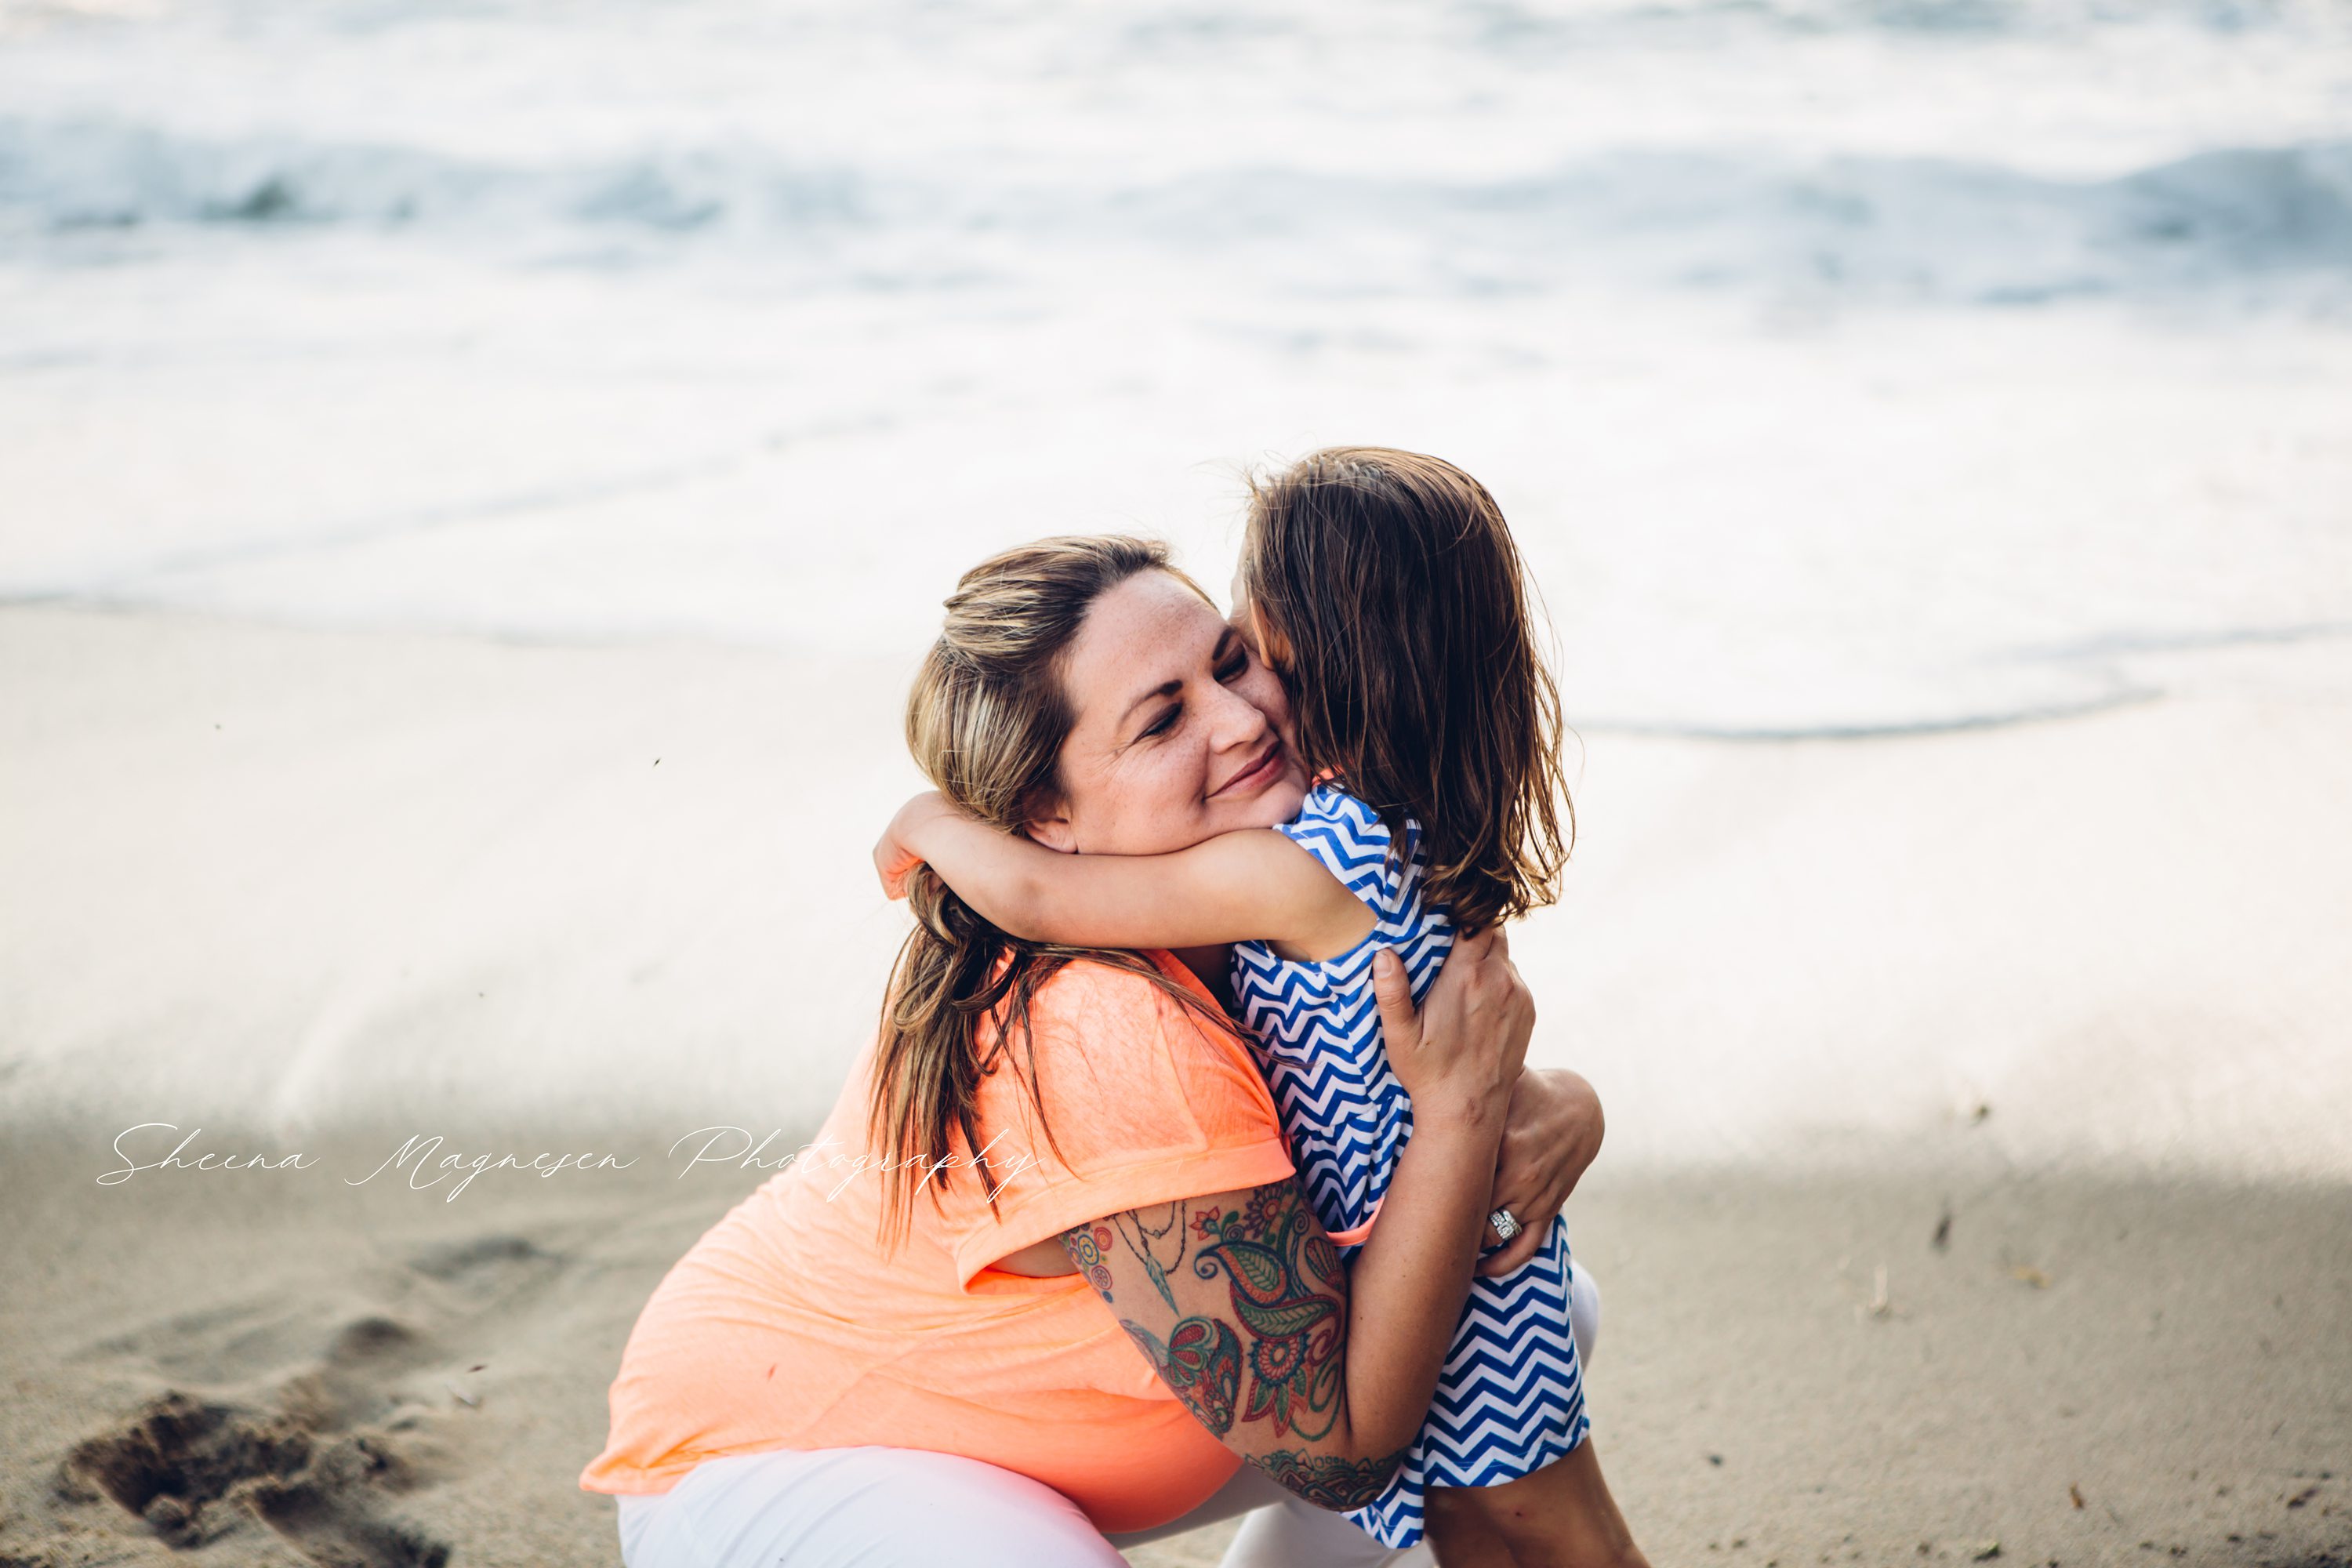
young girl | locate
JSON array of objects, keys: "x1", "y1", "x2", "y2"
[{"x1": 873, "y1": 448, "x2": 1643, "y2": 1568}]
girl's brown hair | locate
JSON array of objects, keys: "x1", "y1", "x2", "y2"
[
  {"x1": 871, "y1": 535, "x2": 1232, "y2": 1242},
  {"x1": 1239, "y1": 446, "x2": 1572, "y2": 933}
]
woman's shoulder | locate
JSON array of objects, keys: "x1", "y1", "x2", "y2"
[
  {"x1": 956, "y1": 948, "x2": 1291, "y2": 1284},
  {"x1": 975, "y1": 951, "x2": 1287, "y2": 1189},
  {"x1": 1029, "y1": 946, "x2": 1210, "y2": 1010},
  {"x1": 995, "y1": 949, "x2": 1243, "y2": 1069}
]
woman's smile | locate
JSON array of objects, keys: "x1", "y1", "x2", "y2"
[
  {"x1": 1210, "y1": 735, "x2": 1288, "y2": 801},
  {"x1": 1033, "y1": 569, "x2": 1310, "y2": 855}
]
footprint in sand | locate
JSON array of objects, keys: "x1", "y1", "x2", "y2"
[
  {"x1": 44, "y1": 1230, "x2": 573, "y2": 1564},
  {"x1": 402, "y1": 1232, "x2": 565, "y2": 1311},
  {"x1": 57, "y1": 1388, "x2": 451, "y2": 1566}
]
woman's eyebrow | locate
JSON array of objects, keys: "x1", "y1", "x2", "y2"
[
  {"x1": 1120, "y1": 630, "x2": 1251, "y2": 728},
  {"x1": 1119, "y1": 678, "x2": 1182, "y2": 728},
  {"x1": 1116, "y1": 630, "x2": 1240, "y2": 728}
]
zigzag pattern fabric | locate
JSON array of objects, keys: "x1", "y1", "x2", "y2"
[{"x1": 1231, "y1": 782, "x2": 1590, "y2": 1549}]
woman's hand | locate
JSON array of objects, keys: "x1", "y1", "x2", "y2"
[
  {"x1": 1370, "y1": 926, "x2": 1533, "y2": 1132},
  {"x1": 873, "y1": 790, "x2": 955, "y2": 900},
  {"x1": 1479, "y1": 1069, "x2": 1604, "y2": 1276}
]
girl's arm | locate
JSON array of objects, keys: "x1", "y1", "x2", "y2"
[
  {"x1": 1065, "y1": 930, "x2": 1533, "y2": 1508},
  {"x1": 875, "y1": 790, "x2": 1372, "y2": 960}
]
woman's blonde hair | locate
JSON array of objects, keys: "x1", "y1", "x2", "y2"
[{"x1": 870, "y1": 535, "x2": 1230, "y2": 1241}]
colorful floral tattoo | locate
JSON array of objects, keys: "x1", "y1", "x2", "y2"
[
  {"x1": 1063, "y1": 1222, "x2": 1116, "y2": 1298},
  {"x1": 1186, "y1": 1181, "x2": 1345, "y2": 1440},
  {"x1": 1063, "y1": 1179, "x2": 1352, "y2": 1454},
  {"x1": 1254, "y1": 1446, "x2": 1414, "y2": 1512},
  {"x1": 1119, "y1": 1316, "x2": 1241, "y2": 1436}
]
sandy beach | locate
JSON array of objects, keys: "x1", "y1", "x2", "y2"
[
  {"x1": 2, "y1": 604, "x2": 2347, "y2": 1567},
  {"x1": 5, "y1": 1126, "x2": 2347, "y2": 1568}
]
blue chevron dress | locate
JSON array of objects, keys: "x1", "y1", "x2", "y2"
[{"x1": 1229, "y1": 781, "x2": 1591, "y2": 1548}]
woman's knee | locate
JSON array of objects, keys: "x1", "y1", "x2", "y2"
[
  {"x1": 1569, "y1": 1258, "x2": 1602, "y2": 1371},
  {"x1": 618, "y1": 1446, "x2": 1126, "y2": 1568},
  {"x1": 1222, "y1": 1494, "x2": 1436, "y2": 1568},
  {"x1": 883, "y1": 1450, "x2": 1127, "y2": 1567}
]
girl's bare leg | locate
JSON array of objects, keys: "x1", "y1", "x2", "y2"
[
  {"x1": 1421, "y1": 1486, "x2": 1519, "y2": 1567},
  {"x1": 1424, "y1": 1442, "x2": 1649, "y2": 1568}
]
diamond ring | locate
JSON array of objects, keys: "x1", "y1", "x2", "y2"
[{"x1": 1488, "y1": 1207, "x2": 1523, "y2": 1244}]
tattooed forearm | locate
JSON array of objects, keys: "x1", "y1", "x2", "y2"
[
  {"x1": 1185, "y1": 1182, "x2": 1345, "y2": 1442},
  {"x1": 1250, "y1": 1446, "x2": 1410, "y2": 1511},
  {"x1": 1067, "y1": 1179, "x2": 1388, "y2": 1510},
  {"x1": 1118, "y1": 1317, "x2": 1241, "y2": 1436}
]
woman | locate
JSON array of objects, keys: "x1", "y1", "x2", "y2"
[{"x1": 579, "y1": 536, "x2": 1633, "y2": 1567}]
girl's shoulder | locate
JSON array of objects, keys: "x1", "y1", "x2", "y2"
[
  {"x1": 1283, "y1": 778, "x2": 1424, "y2": 847},
  {"x1": 1281, "y1": 778, "x2": 1385, "y2": 834},
  {"x1": 1273, "y1": 780, "x2": 1415, "y2": 900}
]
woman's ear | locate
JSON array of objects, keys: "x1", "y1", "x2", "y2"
[{"x1": 1025, "y1": 809, "x2": 1078, "y2": 854}]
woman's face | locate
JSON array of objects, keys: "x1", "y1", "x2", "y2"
[{"x1": 1027, "y1": 569, "x2": 1309, "y2": 856}]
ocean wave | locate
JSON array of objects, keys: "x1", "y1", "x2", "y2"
[
  {"x1": 1569, "y1": 685, "x2": 2165, "y2": 742},
  {"x1": 1462, "y1": 0, "x2": 2348, "y2": 42},
  {"x1": 0, "y1": 118, "x2": 873, "y2": 238},
  {"x1": 4, "y1": 115, "x2": 2346, "y2": 306},
  {"x1": 1092, "y1": 143, "x2": 2352, "y2": 303}
]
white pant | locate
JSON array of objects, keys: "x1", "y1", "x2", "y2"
[{"x1": 614, "y1": 1261, "x2": 1599, "y2": 1568}]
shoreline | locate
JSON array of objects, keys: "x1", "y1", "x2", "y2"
[{"x1": 5, "y1": 602, "x2": 2349, "y2": 1182}]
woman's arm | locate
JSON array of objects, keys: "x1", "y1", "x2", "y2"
[
  {"x1": 1061, "y1": 929, "x2": 1534, "y2": 1509},
  {"x1": 876, "y1": 791, "x2": 1371, "y2": 958}
]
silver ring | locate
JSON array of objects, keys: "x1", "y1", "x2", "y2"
[{"x1": 1488, "y1": 1207, "x2": 1523, "y2": 1244}]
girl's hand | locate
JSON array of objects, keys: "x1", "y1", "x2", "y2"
[
  {"x1": 1368, "y1": 927, "x2": 1533, "y2": 1132},
  {"x1": 1479, "y1": 1069, "x2": 1604, "y2": 1276},
  {"x1": 873, "y1": 790, "x2": 955, "y2": 900}
]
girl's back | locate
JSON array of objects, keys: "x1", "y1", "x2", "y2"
[{"x1": 1230, "y1": 779, "x2": 1451, "y2": 1243}]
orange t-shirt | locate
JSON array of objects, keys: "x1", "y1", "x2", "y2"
[{"x1": 577, "y1": 949, "x2": 1297, "y2": 1534}]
